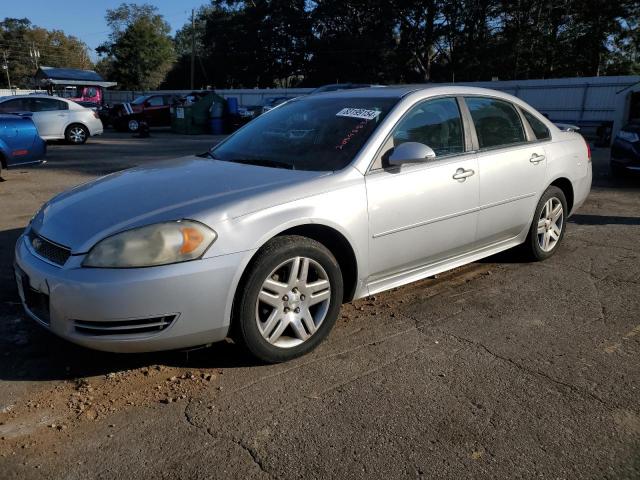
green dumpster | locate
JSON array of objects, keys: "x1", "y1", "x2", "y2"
[{"x1": 171, "y1": 92, "x2": 225, "y2": 135}]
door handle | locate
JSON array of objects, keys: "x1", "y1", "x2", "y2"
[
  {"x1": 530, "y1": 153, "x2": 545, "y2": 164},
  {"x1": 452, "y1": 168, "x2": 475, "y2": 181}
]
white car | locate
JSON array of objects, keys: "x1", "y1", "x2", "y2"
[{"x1": 0, "y1": 95, "x2": 103, "y2": 144}]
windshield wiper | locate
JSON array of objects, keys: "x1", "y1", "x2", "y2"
[{"x1": 223, "y1": 158, "x2": 294, "y2": 170}]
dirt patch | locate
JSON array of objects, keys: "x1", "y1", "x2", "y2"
[{"x1": 0, "y1": 364, "x2": 222, "y2": 453}]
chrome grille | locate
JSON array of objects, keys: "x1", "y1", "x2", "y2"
[
  {"x1": 28, "y1": 231, "x2": 71, "y2": 266},
  {"x1": 74, "y1": 315, "x2": 177, "y2": 336}
]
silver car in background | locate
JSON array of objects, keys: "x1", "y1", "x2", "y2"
[
  {"x1": 0, "y1": 95, "x2": 103, "y2": 144},
  {"x1": 14, "y1": 86, "x2": 591, "y2": 362}
]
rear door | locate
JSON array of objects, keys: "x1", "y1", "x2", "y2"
[
  {"x1": 28, "y1": 98, "x2": 69, "y2": 138},
  {"x1": 463, "y1": 96, "x2": 547, "y2": 246}
]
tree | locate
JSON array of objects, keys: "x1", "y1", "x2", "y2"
[
  {"x1": 307, "y1": 0, "x2": 397, "y2": 85},
  {"x1": 162, "y1": 0, "x2": 639, "y2": 88},
  {"x1": 0, "y1": 17, "x2": 92, "y2": 88},
  {"x1": 97, "y1": 3, "x2": 175, "y2": 90}
]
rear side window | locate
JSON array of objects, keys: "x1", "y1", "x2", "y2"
[
  {"x1": 465, "y1": 97, "x2": 525, "y2": 149},
  {"x1": 392, "y1": 97, "x2": 464, "y2": 157},
  {"x1": 522, "y1": 109, "x2": 550, "y2": 140},
  {"x1": 30, "y1": 98, "x2": 68, "y2": 112}
]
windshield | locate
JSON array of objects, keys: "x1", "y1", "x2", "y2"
[
  {"x1": 131, "y1": 95, "x2": 151, "y2": 105},
  {"x1": 211, "y1": 96, "x2": 398, "y2": 171}
]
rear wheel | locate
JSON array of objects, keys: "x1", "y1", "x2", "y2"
[
  {"x1": 234, "y1": 235, "x2": 343, "y2": 363},
  {"x1": 65, "y1": 124, "x2": 88, "y2": 144},
  {"x1": 523, "y1": 186, "x2": 567, "y2": 261}
]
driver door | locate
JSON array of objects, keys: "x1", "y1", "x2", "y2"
[{"x1": 365, "y1": 97, "x2": 479, "y2": 286}]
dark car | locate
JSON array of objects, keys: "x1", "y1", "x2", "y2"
[
  {"x1": 75, "y1": 101, "x2": 111, "y2": 127},
  {"x1": 611, "y1": 123, "x2": 640, "y2": 176},
  {"x1": 0, "y1": 113, "x2": 46, "y2": 176},
  {"x1": 110, "y1": 94, "x2": 178, "y2": 132}
]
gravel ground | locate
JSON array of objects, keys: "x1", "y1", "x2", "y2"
[{"x1": 0, "y1": 130, "x2": 638, "y2": 479}]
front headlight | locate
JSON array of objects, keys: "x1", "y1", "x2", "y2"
[{"x1": 83, "y1": 220, "x2": 217, "y2": 268}]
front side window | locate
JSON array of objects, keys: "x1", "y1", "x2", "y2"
[
  {"x1": 0, "y1": 98, "x2": 27, "y2": 112},
  {"x1": 392, "y1": 97, "x2": 464, "y2": 157},
  {"x1": 465, "y1": 97, "x2": 525, "y2": 149},
  {"x1": 211, "y1": 96, "x2": 398, "y2": 171},
  {"x1": 522, "y1": 109, "x2": 550, "y2": 140}
]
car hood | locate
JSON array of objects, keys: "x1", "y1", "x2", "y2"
[{"x1": 31, "y1": 156, "x2": 328, "y2": 253}]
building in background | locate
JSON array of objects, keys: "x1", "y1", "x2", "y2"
[{"x1": 34, "y1": 66, "x2": 116, "y2": 105}]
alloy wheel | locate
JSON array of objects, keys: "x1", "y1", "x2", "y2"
[
  {"x1": 537, "y1": 197, "x2": 564, "y2": 252},
  {"x1": 69, "y1": 126, "x2": 86, "y2": 144},
  {"x1": 255, "y1": 256, "x2": 331, "y2": 348},
  {"x1": 128, "y1": 119, "x2": 139, "y2": 131}
]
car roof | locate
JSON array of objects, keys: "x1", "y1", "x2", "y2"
[
  {"x1": 0, "y1": 94, "x2": 70, "y2": 102},
  {"x1": 306, "y1": 84, "x2": 521, "y2": 101}
]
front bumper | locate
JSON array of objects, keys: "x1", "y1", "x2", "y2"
[{"x1": 14, "y1": 234, "x2": 246, "y2": 352}]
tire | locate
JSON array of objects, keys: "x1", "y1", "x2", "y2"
[
  {"x1": 127, "y1": 119, "x2": 140, "y2": 132},
  {"x1": 523, "y1": 186, "x2": 568, "y2": 261},
  {"x1": 234, "y1": 235, "x2": 344, "y2": 363},
  {"x1": 65, "y1": 124, "x2": 88, "y2": 144}
]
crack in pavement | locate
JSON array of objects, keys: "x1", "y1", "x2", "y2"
[
  {"x1": 233, "y1": 438, "x2": 274, "y2": 479},
  {"x1": 182, "y1": 398, "x2": 275, "y2": 479},
  {"x1": 444, "y1": 332, "x2": 610, "y2": 409}
]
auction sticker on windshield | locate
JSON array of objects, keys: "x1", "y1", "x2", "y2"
[{"x1": 336, "y1": 108, "x2": 380, "y2": 120}]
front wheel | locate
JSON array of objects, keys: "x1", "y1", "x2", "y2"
[
  {"x1": 523, "y1": 186, "x2": 568, "y2": 261},
  {"x1": 65, "y1": 124, "x2": 88, "y2": 144},
  {"x1": 234, "y1": 235, "x2": 344, "y2": 363},
  {"x1": 127, "y1": 119, "x2": 140, "y2": 132}
]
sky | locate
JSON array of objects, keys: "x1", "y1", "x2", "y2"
[{"x1": 4, "y1": 0, "x2": 208, "y2": 60}]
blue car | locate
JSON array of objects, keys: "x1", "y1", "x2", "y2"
[{"x1": 0, "y1": 113, "x2": 46, "y2": 177}]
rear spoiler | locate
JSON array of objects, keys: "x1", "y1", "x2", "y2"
[{"x1": 554, "y1": 123, "x2": 580, "y2": 132}]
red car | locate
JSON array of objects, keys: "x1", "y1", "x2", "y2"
[{"x1": 110, "y1": 94, "x2": 177, "y2": 132}]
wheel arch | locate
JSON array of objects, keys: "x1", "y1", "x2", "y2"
[
  {"x1": 548, "y1": 176, "x2": 574, "y2": 214},
  {"x1": 234, "y1": 222, "x2": 360, "y2": 304}
]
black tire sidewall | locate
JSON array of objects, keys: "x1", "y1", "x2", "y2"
[
  {"x1": 527, "y1": 186, "x2": 568, "y2": 261},
  {"x1": 236, "y1": 236, "x2": 344, "y2": 363}
]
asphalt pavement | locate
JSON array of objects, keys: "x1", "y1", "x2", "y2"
[{"x1": 0, "y1": 130, "x2": 638, "y2": 479}]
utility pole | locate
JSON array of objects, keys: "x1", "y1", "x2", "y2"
[
  {"x1": 2, "y1": 51, "x2": 11, "y2": 89},
  {"x1": 190, "y1": 9, "x2": 195, "y2": 90}
]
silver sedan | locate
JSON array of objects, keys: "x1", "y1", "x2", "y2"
[{"x1": 14, "y1": 86, "x2": 592, "y2": 362}]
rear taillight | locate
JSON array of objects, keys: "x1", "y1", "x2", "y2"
[{"x1": 584, "y1": 138, "x2": 591, "y2": 163}]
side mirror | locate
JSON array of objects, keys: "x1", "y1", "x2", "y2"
[{"x1": 388, "y1": 142, "x2": 436, "y2": 166}]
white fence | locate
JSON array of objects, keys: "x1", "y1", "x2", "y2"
[
  {"x1": 0, "y1": 88, "x2": 46, "y2": 96},
  {"x1": 104, "y1": 88, "x2": 313, "y2": 107}
]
